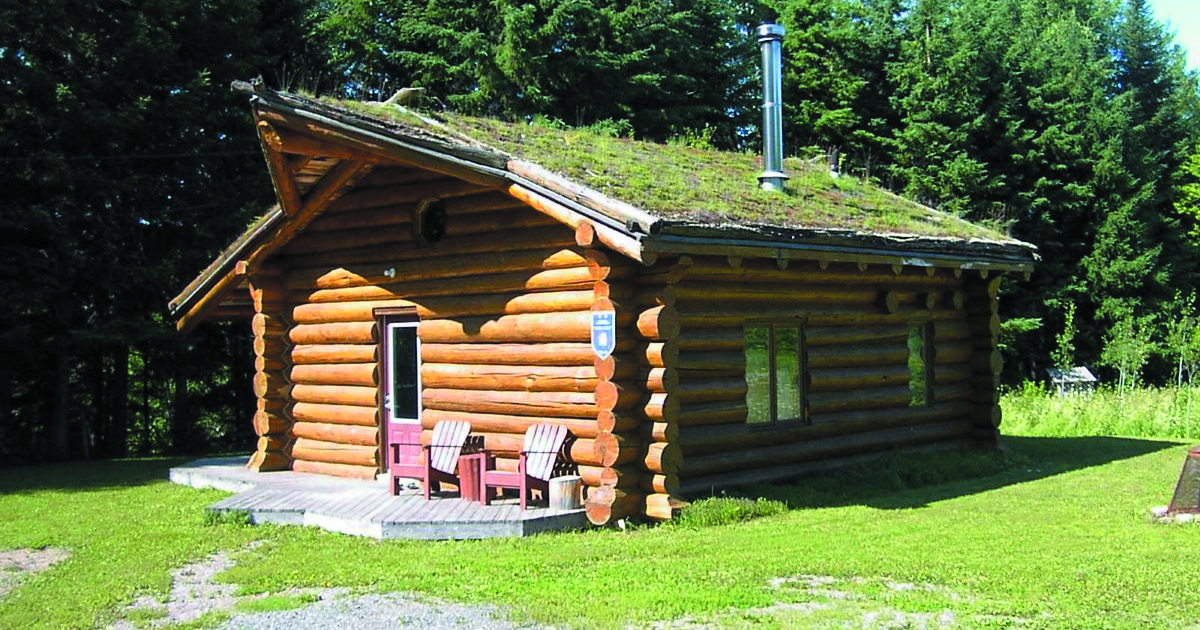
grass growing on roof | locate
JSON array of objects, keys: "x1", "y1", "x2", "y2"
[{"x1": 314, "y1": 96, "x2": 1007, "y2": 242}]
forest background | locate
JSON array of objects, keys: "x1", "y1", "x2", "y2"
[{"x1": 3, "y1": 0, "x2": 1200, "y2": 462}]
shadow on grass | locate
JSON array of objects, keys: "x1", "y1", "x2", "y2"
[
  {"x1": 722, "y1": 435, "x2": 1183, "y2": 512},
  {"x1": 0, "y1": 457, "x2": 196, "y2": 495}
]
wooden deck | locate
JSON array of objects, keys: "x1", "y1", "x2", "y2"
[{"x1": 170, "y1": 457, "x2": 589, "y2": 540}]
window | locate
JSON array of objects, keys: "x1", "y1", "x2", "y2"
[
  {"x1": 745, "y1": 322, "x2": 807, "y2": 424},
  {"x1": 908, "y1": 322, "x2": 933, "y2": 406}
]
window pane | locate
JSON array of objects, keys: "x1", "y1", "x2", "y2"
[
  {"x1": 908, "y1": 324, "x2": 927, "y2": 406},
  {"x1": 775, "y1": 327, "x2": 802, "y2": 421},
  {"x1": 390, "y1": 324, "x2": 419, "y2": 419},
  {"x1": 745, "y1": 325, "x2": 771, "y2": 423}
]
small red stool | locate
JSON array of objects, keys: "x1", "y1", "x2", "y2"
[{"x1": 457, "y1": 453, "x2": 485, "y2": 502}]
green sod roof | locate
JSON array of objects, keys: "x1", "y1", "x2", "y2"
[{"x1": 322, "y1": 96, "x2": 1018, "y2": 245}]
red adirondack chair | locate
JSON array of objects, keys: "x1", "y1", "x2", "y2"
[
  {"x1": 422, "y1": 420, "x2": 474, "y2": 500},
  {"x1": 480, "y1": 424, "x2": 569, "y2": 509}
]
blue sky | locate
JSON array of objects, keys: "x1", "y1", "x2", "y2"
[{"x1": 1152, "y1": 0, "x2": 1199, "y2": 71}]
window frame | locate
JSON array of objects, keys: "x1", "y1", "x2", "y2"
[
  {"x1": 744, "y1": 319, "x2": 809, "y2": 426},
  {"x1": 907, "y1": 319, "x2": 934, "y2": 407}
]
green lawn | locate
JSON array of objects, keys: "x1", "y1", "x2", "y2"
[{"x1": 2, "y1": 409, "x2": 1198, "y2": 628}]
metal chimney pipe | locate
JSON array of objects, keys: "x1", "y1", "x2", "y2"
[{"x1": 757, "y1": 23, "x2": 787, "y2": 192}]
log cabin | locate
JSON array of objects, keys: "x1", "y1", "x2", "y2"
[{"x1": 170, "y1": 83, "x2": 1037, "y2": 524}]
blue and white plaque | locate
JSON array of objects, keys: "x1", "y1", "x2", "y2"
[{"x1": 591, "y1": 310, "x2": 616, "y2": 360}]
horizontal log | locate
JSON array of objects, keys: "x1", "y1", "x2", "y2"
[
  {"x1": 677, "y1": 328, "x2": 743, "y2": 351},
  {"x1": 289, "y1": 363, "x2": 378, "y2": 387},
  {"x1": 681, "y1": 419, "x2": 974, "y2": 477},
  {"x1": 593, "y1": 431, "x2": 642, "y2": 467},
  {"x1": 805, "y1": 325, "x2": 907, "y2": 347},
  {"x1": 352, "y1": 165, "x2": 444, "y2": 188},
  {"x1": 673, "y1": 283, "x2": 878, "y2": 305},
  {"x1": 932, "y1": 319, "x2": 971, "y2": 341},
  {"x1": 932, "y1": 363, "x2": 973, "y2": 385},
  {"x1": 808, "y1": 345, "x2": 908, "y2": 369},
  {"x1": 645, "y1": 442, "x2": 683, "y2": 474},
  {"x1": 585, "y1": 486, "x2": 643, "y2": 525},
  {"x1": 253, "y1": 371, "x2": 291, "y2": 399},
  {"x1": 676, "y1": 377, "x2": 746, "y2": 404},
  {"x1": 421, "y1": 363, "x2": 604, "y2": 392},
  {"x1": 291, "y1": 344, "x2": 377, "y2": 364},
  {"x1": 326, "y1": 177, "x2": 488, "y2": 212},
  {"x1": 420, "y1": 409, "x2": 602, "y2": 439},
  {"x1": 596, "y1": 410, "x2": 641, "y2": 434},
  {"x1": 934, "y1": 342, "x2": 972, "y2": 365},
  {"x1": 808, "y1": 385, "x2": 913, "y2": 415},
  {"x1": 310, "y1": 192, "x2": 524, "y2": 231},
  {"x1": 245, "y1": 450, "x2": 291, "y2": 472},
  {"x1": 279, "y1": 225, "x2": 576, "y2": 269},
  {"x1": 291, "y1": 402, "x2": 377, "y2": 427},
  {"x1": 420, "y1": 311, "x2": 626, "y2": 344},
  {"x1": 681, "y1": 402, "x2": 973, "y2": 455},
  {"x1": 639, "y1": 342, "x2": 678, "y2": 368},
  {"x1": 255, "y1": 435, "x2": 290, "y2": 453},
  {"x1": 576, "y1": 465, "x2": 641, "y2": 489},
  {"x1": 592, "y1": 356, "x2": 644, "y2": 382},
  {"x1": 676, "y1": 400, "x2": 748, "y2": 427},
  {"x1": 256, "y1": 396, "x2": 289, "y2": 414},
  {"x1": 282, "y1": 224, "x2": 415, "y2": 256},
  {"x1": 646, "y1": 493, "x2": 688, "y2": 521},
  {"x1": 251, "y1": 313, "x2": 289, "y2": 337},
  {"x1": 643, "y1": 474, "x2": 680, "y2": 495},
  {"x1": 255, "y1": 355, "x2": 290, "y2": 372},
  {"x1": 631, "y1": 285, "x2": 676, "y2": 307},
  {"x1": 252, "y1": 336, "x2": 290, "y2": 359},
  {"x1": 667, "y1": 258, "x2": 966, "y2": 286},
  {"x1": 445, "y1": 207, "x2": 562, "y2": 237},
  {"x1": 292, "y1": 438, "x2": 378, "y2": 467},
  {"x1": 291, "y1": 459, "x2": 377, "y2": 480},
  {"x1": 644, "y1": 421, "x2": 679, "y2": 443},
  {"x1": 968, "y1": 313, "x2": 1001, "y2": 338},
  {"x1": 971, "y1": 349, "x2": 1003, "y2": 375},
  {"x1": 676, "y1": 351, "x2": 743, "y2": 371},
  {"x1": 291, "y1": 421, "x2": 379, "y2": 447},
  {"x1": 975, "y1": 404, "x2": 1002, "y2": 428},
  {"x1": 808, "y1": 365, "x2": 911, "y2": 393},
  {"x1": 253, "y1": 411, "x2": 291, "y2": 436},
  {"x1": 422, "y1": 388, "x2": 634, "y2": 417},
  {"x1": 289, "y1": 322, "x2": 377, "y2": 345},
  {"x1": 291, "y1": 384, "x2": 378, "y2": 407},
  {"x1": 636, "y1": 305, "x2": 679, "y2": 340},
  {"x1": 643, "y1": 392, "x2": 681, "y2": 422},
  {"x1": 421, "y1": 341, "x2": 632, "y2": 366},
  {"x1": 291, "y1": 291, "x2": 598, "y2": 324},
  {"x1": 285, "y1": 247, "x2": 589, "y2": 291},
  {"x1": 679, "y1": 307, "x2": 962, "y2": 328},
  {"x1": 595, "y1": 381, "x2": 641, "y2": 412},
  {"x1": 679, "y1": 439, "x2": 979, "y2": 496},
  {"x1": 294, "y1": 267, "x2": 602, "y2": 304}
]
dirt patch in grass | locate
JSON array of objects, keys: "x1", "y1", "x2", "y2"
[{"x1": 0, "y1": 548, "x2": 70, "y2": 599}]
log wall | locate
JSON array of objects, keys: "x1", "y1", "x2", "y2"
[
  {"x1": 662, "y1": 256, "x2": 996, "y2": 497},
  {"x1": 245, "y1": 267, "x2": 294, "y2": 472},
  {"x1": 275, "y1": 166, "x2": 648, "y2": 492}
]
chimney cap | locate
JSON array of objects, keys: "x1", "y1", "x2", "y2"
[{"x1": 757, "y1": 23, "x2": 785, "y2": 42}]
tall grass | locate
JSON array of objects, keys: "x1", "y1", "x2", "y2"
[{"x1": 1001, "y1": 382, "x2": 1200, "y2": 439}]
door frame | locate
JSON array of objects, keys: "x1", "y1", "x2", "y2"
[{"x1": 374, "y1": 306, "x2": 421, "y2": 477}]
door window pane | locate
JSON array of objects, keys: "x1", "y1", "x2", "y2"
[{"x1": 389, "y1": 323, "x2": 419, "y2": 420}]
